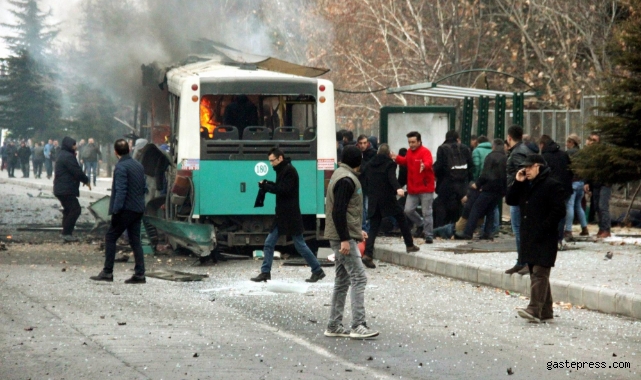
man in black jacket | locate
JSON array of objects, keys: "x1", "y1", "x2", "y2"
[
  {"x1": 456, "y1": 139, "x2": 507, "y2": 240},
  {"x1": 357, "y1": 134, "x2": 377, "y2": 234},
  {"x1": 251, "y1": 148, "x2": 325, "y2": 283},
  {"x1": 17, "y1": 141, "x2": 31, "y2": 178},
  {"x1": 91, "y1": 139, "x2": 147, "y2": 284},
  {"x1": 433, "y1": 130, "x2": 474, "y2": 227},
  {"x1": 53, "y1": 137, "x2": 91, "y2": 242},
  {"x1": 504, "y1": 125, "x2": 538, "y2": 275},
  {"x1": 506, "y1": 154, "x2": 566, "y2": 323},
  {"x1": 5, "y1": 140, "x2": 18, "y2": 178},
  {"x1": 539, "y1": 135, "x2": 573, "y2": 247},
  {"x1": 361, "y1": 144, "x2": 419, "y2": 268}
]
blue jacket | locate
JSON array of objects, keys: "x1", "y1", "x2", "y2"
[
  {"x1": 44, "y1": 143, "x2": 52, "y2": 159},
  {"x1": 109, "y1": 154, "x2": 146, "y2": 215}
]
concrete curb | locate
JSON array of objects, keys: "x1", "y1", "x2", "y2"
[
  {"x1": 0, "y1": 178, "x2": 109, "y2": 201},
  {"x1": 377, "y1": 246, "x2": 641, "y2": 320}
]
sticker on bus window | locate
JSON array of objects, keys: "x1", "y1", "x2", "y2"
[
  {"x1": 317, "y1": 159, "x2": 335, "y2": 170},
  {"x1": 182, "y1": 159, "x2": 200, "y2": 170}
]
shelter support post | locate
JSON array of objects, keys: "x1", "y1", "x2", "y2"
[
  {"x1": 513, "y1": 92, "x2": 524, "y2": 127},
  {"x1": 462, "y1": 97, "x2": 474, "y2": 146},
  {"x1": 494, "y1": 95, "x2": 506, "y2": 139},
  {"x1": 477, "y1": 96, "x2": 490, "y2": 137}
]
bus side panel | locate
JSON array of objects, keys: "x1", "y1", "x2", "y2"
[{"x1": 198, "y1": 160, "x2": 317, "y2": 215}]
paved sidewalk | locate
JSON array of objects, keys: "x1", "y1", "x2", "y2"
[
  {"x1": 0, "y1": 168, "x2": 111, "y2": 200},
  {"x1": 374, "y1": 227, "x2": 641, "y2": 320}
]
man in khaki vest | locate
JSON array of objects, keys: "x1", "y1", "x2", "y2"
[{"x1": 323, "y1": 146, "x2": 379, "y2": 339}]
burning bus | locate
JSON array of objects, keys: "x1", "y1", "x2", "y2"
[{"x1": 140, "y1": 43, "x2": 337, "y2": 261}]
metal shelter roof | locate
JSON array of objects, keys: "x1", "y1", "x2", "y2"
[{"x1": 387, "y1": 82, "x2": 537, "y2": 100}]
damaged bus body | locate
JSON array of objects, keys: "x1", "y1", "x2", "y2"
[{"x1": 142, "y1": 51, "x2": 336, "y2": 260}]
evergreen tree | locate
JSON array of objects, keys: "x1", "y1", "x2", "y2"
[
  {"x1": 572, "y1": 1, "x2": 641, "y2": 185},
  {"x1": 0, "y1": 0, "x2": 61, "y2": 139}
]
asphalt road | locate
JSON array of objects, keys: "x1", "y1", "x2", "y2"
[
  {"x1": 0, "y1": 180, "x2": 639, "y2": 379},
  {"x1": 0, "y1": 247, "x2": 639, "y2": 380}
]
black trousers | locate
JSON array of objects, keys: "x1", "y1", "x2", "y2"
[
  {"x1": 20, "y1": 160, "x2": 29, "y2": 177},
  {"x1": 7, "y1": 160, "x2": 17, "y2": 177},
  {"x1": 364, "y1": 208, "x2": 413, "y2": 259},
  {"x1": 434, "y1": 182, "x2": 467, "y2": 228},
  {"x1": 104, "y1": 210, "x2": 145, "y2": 276},
  {"x1": 33, "y1": 160, "x2": 43, "y2": 178},
  {"x1": 463, "y1": 191, "x2": 501, "y2": 237},
  {"x1": 56, "y1": 195, "x2": 82, "y2": 235}
]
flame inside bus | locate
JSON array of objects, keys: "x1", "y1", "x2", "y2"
[{"x1": 200, "y1": 96, "x2": 217, "y2": 138}]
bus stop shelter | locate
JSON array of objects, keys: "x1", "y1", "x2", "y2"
[{"x1": 387, "y1": 81, "x2": 537, "y2": 145}]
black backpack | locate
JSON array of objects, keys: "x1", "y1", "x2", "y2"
[{"x1": 444, "y1": 143, "x2": 468, "y2": 181}]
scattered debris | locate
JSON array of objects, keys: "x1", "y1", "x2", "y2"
[
  {"x1": 507, "y1": 367, "x2": 514, "y2": 375},
  {"x1": 145, "y1": 269, "x2": 209, "y2": 282},
  {"x1": 605, "y1": 251, "x2": 613, "y2": 260},
  {"x1": 114, "y1": 255, "x2": 130, "y2": 263},
  {"x1": 193, "y1": 353, "x2": 199, "y2": 358},
  {"x1": 308, "y1": 319, "x2": 317, "y2": 324},
  {"x1": 100, "y1": 316, "x2": 105, "y2": 319},
  {"x1": 117, "y1": 322, "x2": 126, "y2": 326},
  {"x1": 613, "y1": 353, "x2": 617, "y2": 357},
  {"x1": 0, "y1": 241, "x2": 6, "y2": 251},
  {"x1": 367, "y1": 356, "x2": 373, "y2": 361},
  {"x1": 61, "y1": 268, "x2": 67, "y2": 272},
  {"x1": 24, "y1": 327, "x2": 35, "y2": 331}
]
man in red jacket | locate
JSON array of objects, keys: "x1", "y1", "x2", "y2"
[{"x1": 392, "y1": 131, "x2": 436, "y2": 243}]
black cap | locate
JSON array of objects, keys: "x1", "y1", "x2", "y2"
[{"x1": 519, "y1": 154, "x2": 547, "y2": 168}]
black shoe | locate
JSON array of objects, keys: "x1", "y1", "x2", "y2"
[
  {"x1": 62, "y1": 235, "x2": 79, "y2": 242},
  {"x1": 406, "y1": 245, "x2": 420, "y2": 253},
  {"x1": 306, "y1": 270, "x2": 326, "y2": 283},
  {"x1": 251, "y1": 272, "x2": 271, "y2": 282},
  {"x1": 424, "y1": 235, "x2": 433, "y2": 244},
  {"x1": 124, "y1": 275, "x2": 146, "y2": 284},
  {"x1": 114, "y1": 255, "x2": 130, "y2": 263},
  {"x1": 361, "y1": 256, "x2": 376, "y2": 269},
  {"x1": 505, "y1": 264, "x2": 525, "y2": 275},
  {"x1": 454, "y1": 232, "x2": 472, "y2": 240},
  {"x1": 90, "y1": 271, "x2": 114, "y2": 282},
  {"x1": 412, "y1": 226, "x2": 424, "y2": 238}
]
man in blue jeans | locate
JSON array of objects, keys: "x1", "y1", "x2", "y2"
[
  {"x1": 251, "y1": 148, "x2": 325, "y2": 283},
  {"x1": 504, "y1": 126, "x2": 537, "y2": 275}
]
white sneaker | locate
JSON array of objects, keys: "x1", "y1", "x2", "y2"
[
  {"x1": 324, "y1": 324, "x2": 350, "y2": 337},
  {"x1": 350, "y1": 323, "x2": 379, "y2": 339}
]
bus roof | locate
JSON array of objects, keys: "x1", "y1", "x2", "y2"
[{"x1": 166, "y1": 57, "x2": 328, "y2": 96}]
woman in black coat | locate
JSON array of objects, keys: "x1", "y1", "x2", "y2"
[{"x1": 361, "y1": 144, "x2": 418, "y2": 267}]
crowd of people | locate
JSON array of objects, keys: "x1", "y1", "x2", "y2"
[
  {"x1": 1, "y1": 137, "x2": 103, "y2": 184},
  {"x1": 333, "y1": 125, "x2": 612, "y2": 325}
]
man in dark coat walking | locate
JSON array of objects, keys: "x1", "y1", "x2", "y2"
[
  {"x1": 53, "y1": 137, "x2": 91, "y2": 242},
  {"x1": 17, "y1": 141, "x2": 31, "y2": 178},
  {"x1": 251, "y1": 147, "x2": 325, "y2": 283},
  {"x1": 456, "y1": 139, "x2": 507, "y2": 240},
  {"x1": 506, "y1": 155, "x2": 566, "y2": 323},
  {"x1": 433, "y1": 130, "x2": 474, "y2": 227},
  {"x1": 361, "y1": 144, "x2": 419, "y2": 268},
  {"x1": 357, "y1": 134, "x2": 377, "y2": 234},
  {"x1": 539, "y1": 135, "x2": 573, "y2": 247},
  {"x1": 6, "y1": 140, "x2": 18, "y2": 178},
  {"x1": 91, "y1": 139, "x2": 147, "y2": 284}
]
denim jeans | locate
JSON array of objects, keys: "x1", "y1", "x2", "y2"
[
  {"x1": 85, "y1": 161, "x2": 98, "y2": 185},
  {"x1": 362, "y1": 195, "x2": 370, "y2": 233},
  {"x1": 510, "y1": 205, "x2": 523, "y2": 264},
  {"x1": 565, "y1": 181, "x2": 587, "y2": 232},
  {"x1": 404, "y1": 193, "x2": 434, "y2": 237},
  {"x1": 327, "y1": 240, "x2": 367, "y2": 330},
  {"x1": 45, "y1": 158, "x2": 53, "y2": 178},
  {"x1": 598, "y1": 185, "x2": 612, "y2": 232},
  {"x1": 260, "y1": 226, "x2": 321, "y2": 274}
]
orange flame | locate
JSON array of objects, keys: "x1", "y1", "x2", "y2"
[{"x1": 200, "y1": 97, "x2": 218, "y2": 138}]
